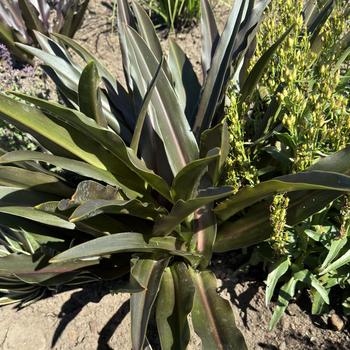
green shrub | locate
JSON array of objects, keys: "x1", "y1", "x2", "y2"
[
  {"x1": 224, "y1": 0, "x2": 350, "y2": 328},
  {"x1": 0, "y1": 0, "x2": 89, "y2": 62},
  {"x1": 0, "y1": 0, "x2": 349, "y2": 348},
  {"x1": 142, "y1": 0, "x2": 200, "y2": 30}
]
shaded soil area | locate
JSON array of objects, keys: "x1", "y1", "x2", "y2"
[{"x1": 0, "y1": 0, "x2": 349, "y2": 349}]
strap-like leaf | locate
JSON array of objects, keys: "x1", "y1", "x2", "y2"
[
  {"x1": 193, "y1": 0, "x2": 246, "y2": 136},
  {"x1": 131, "y1": 57, "x2": 164, "y2": 153},
  {"x1": 10, "y1": 94, "x2": 172, "y2": 200},
  {"x1": 131, "y1": 256, "x2": 169, "y2": 350},
  {"x1": 215, "y1": 171, "x2": 350, "y2": 221},
  {"x1": 200, "y1": 120, "x2": 230, "y2": 185},
  {"x1": 200, "y1": 0, "x2": 220, "y2": 79},
  {"x1": 50, "y1": 232, "x2": 200, "y2": 265},
  {"x1": 0, "y1": 253, "x2": 98, "y2": 283},
  {"x1": 190, "y1": 269, "x2": 247, "y2": 349},
  {"x1": 0, "y1": 151, "x2": 132, "y2": 194},
  {"x1": 154, "y1": 186, "x2": 233, "y2": 236},
  {"x1": 0, "y1": 94, "x2": 113, "y2": 171},
  {"x1": 171, "y1": 150, "x2": 219, "y2": 201},
  {"x1": 69, "y1": 198, "x2": 163, "y2": 222},
  {"x1": 156, "y1": 263, "x2": 194, "y2": 350},
  {"x1": 78, "y1": 61, "x2": 107, "y2": 127},
  {"x1": 132, "y1": 1, "x2": 163, "y2": 61},
  {"x1": 125, "y1": 26, "x2": 199, "y2": 175},
  {"x1": 0, "y1": 165, "x2": 72, "y2": 197},
  {"x1": 168, "y1": 39, "x2": 201, "y2": 125},
  {"x1": 0, "y1": 206, "x2": 75, "y2": 229}
]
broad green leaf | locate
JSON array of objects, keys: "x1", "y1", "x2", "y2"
[
  {"x1": 294, "y1": 270, "x2": 329, "y2": 304},
  {"x1": 0, "y1": 253, "x2": 98, "y2": 284},
  {"x1": 200, "y1": 0, "x2": 219, "y2": 78},
  {"x1": 240, "y1": 25, "x2": 294, "y2": 101},
  {"x1": 11, "y1": 94, "x2": 171, "y2": 200},
  {"x1": 0, "y1": 165, "x2": 72, "y2": 197},
  {"x1": 192, "y1": 203, "x2": 217, "y2": 269},
  {"x1": 320, "y1": 235, "x2": 347, "y2": 270},
  {"x1": 78, "y1": 61, "x2": 107, "y2": 127},
  {"x1": 153, "y1": 186, "x2": 233, "y2": 236},
  {"x1": 69, "y1": 198, "x2": 163, "y2": 222},
  {"x1": 312, "y1": 290, "x2": 327, "y2": 315},
  {"x1": 215, "y1": 171, "x2": 350, "y2": 221},
  {"x1": 156, "y1": 263, "x2": 194, "y2": 350},
  {"x1": 131, "y1": 1, "x2": 162, "y2": 60},
  {"x1": 50, "y1": 232, "x2": 200, "y2": 265},
  {"x1": 0, "y1": 151, "x2": 130, "y2": 193},
  {"x1": 131, "y1": 256, "x2": 169, "y2": 350},
  {"x1": 0, "y1": 187, "x2": 59, "y2": 207},
  {"x1": 168, "y1": 39, "x2": 201, "y2": 124},
  {"x1": 171, "y1": 151, "x2": 219, "y2": 201},
  {"x1": 0, "y1": 206, "x2": 75, "y2": 229},
  {"x1": 17, "y1": 43, "x2": 81, "y2": 91},
  {"x1": 125, "y1": 26, "x2": 199, "y2": 175},
  {"x1": 265, "y1": 256, "x2": 290, "y2": 305},
  {"x1": 190, "y1": 269, "x2": 247, "y2": 350},
  {"x1": 269, "y1": 276, "x2": 297, "y2": 330},
  {"x1": 0, "y1": 94, "x2": 113, "y2": 171},
  {"x1": 200, "y1": 120, "x2": 230, "y2": 185}
]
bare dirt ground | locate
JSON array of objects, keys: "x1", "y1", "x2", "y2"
[{"x1": 0, "y1": 0, "x2": 349, "y2": 349}]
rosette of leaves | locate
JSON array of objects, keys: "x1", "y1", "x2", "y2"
[
  {"x1": 1, "y1": 0, "x2": 350, "y2": 348},
  {"x1": 0, "y1": 0, "x2": 89, "y2": 62}
]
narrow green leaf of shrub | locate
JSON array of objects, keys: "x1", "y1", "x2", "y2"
[
  {"x1": 294, "y1": 270, "x2": 329, "y2": 304},
  {"x1": 190, "y1": 269, "x2": 247, "y2": 350},
  {"x1": 320, "y1": 248, "x2": 350, "y2": 275},
  {"x1": 269, "y1": 276, "x2": 297, "y2": 330},
  {"x1": 320, "y1": 235, "x2": 348, "y2": 270},
  {"x1": 265, "y1": 256, "x2": 290, "y2": 306}
]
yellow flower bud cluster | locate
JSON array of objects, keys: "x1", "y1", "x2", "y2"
[
  {"x1": 249, "y1": 0, "x2": 349, "y2": 172},
  {"x1": 340, "y1": 195, "x2": 350, "y2": 238},
  {"x1": 270, "y1": 193, "x2": 290, "y2": 255},
  {"x1": 224, "y1": 91, "x2": 259, "y2": 192}
]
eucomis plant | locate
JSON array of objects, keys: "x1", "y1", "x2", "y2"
[
  {"x1": 0, "y1": 0, "x2": 350, "y2": 348},
  {"x1": 0, "y1": 0, "x2": 89, "y2": 62}
]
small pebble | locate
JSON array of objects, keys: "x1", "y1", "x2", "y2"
[{"x1": 329, "y1": 313, "x2": 345, "y2": 331}]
